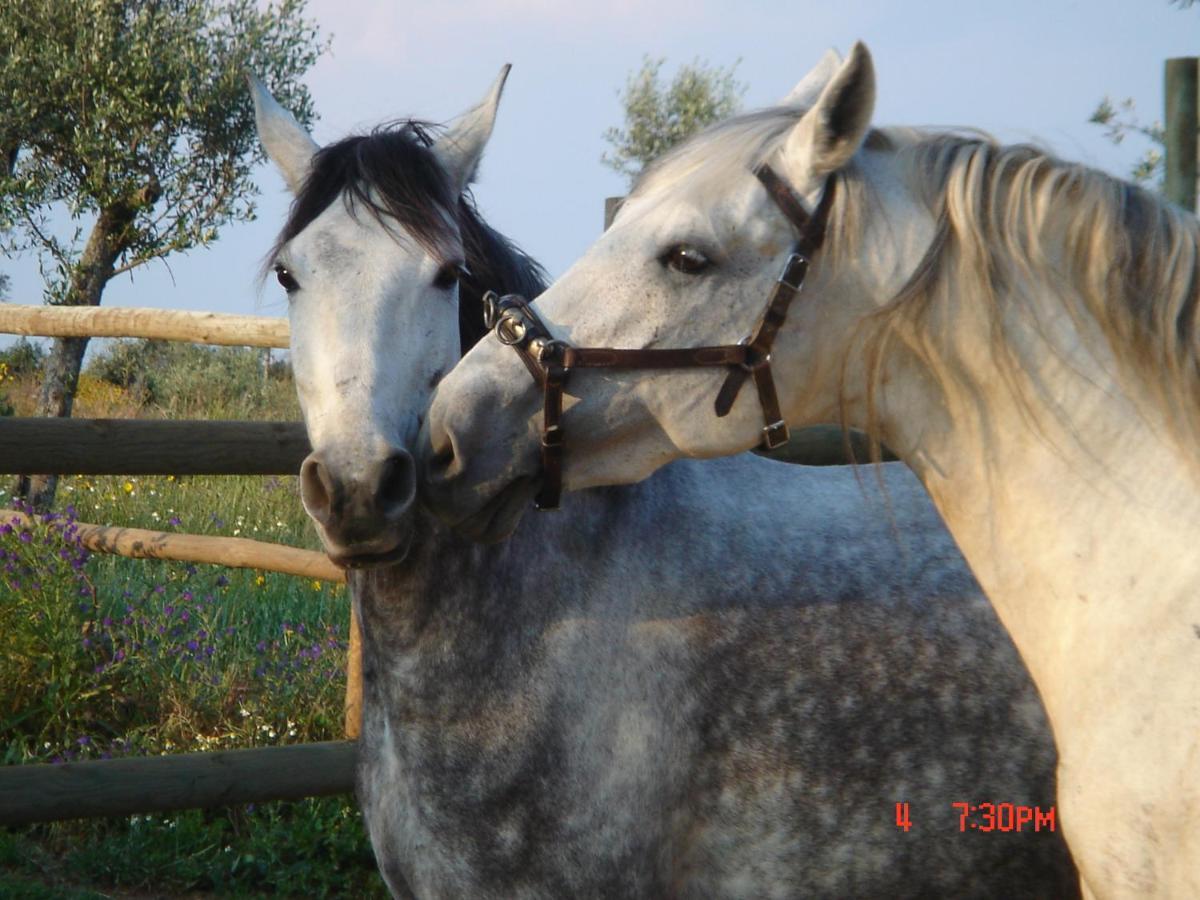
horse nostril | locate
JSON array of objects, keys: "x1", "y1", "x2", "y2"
[
  {"x1": 299, "y1": 455, "x2": 335, "y2": 526},
  {"x1": 377, "y1": 452, "x2": 417, "y2": 515},
  {"x1": 427, "y1": 444, "x2": 455, "y2": 476}
]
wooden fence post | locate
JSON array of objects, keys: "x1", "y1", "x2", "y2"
[
  {"x1": 345, "y1": 603, "x2": 363, "y2": 740},
  {"x1": 1165, "y1": 57, "x2": 1198, "y2": 212}
]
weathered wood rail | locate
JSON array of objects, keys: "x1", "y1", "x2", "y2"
[
  {"x1": 0, "y1": 299, "x2": 887, "y2": 825},
  {"x1": 0, "y1": 305, "x2": 366, "y2": 825},
  {"x1": 0, "y1": 742, "x2": 356, "y2": 825},
  {"x1": 0, "y1": 418, "x2": 310, "y2": 475},
  {"x1": 5, "y1": 511, "x2": 343, "y2": 583},
  {"x1": 0, "y1": 305, "x2": 289, "y2": 348}
]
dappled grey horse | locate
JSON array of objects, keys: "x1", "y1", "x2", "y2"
[{"x1": 250, "y1": 69, "x2": 1076, "y2": 898}]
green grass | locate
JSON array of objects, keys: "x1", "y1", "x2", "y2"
[{"x1": 1, "y1": 347, "x2": 389, "y2": 898}]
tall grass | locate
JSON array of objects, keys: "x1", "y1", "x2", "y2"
[{"x1": 1, "y1": 344, "x2": 388, "y2": 897}]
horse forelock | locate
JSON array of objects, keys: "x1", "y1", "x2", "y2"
[
  {"x1": 270, "y1": 121, "x2": 459, "y2": 268},
  {"x1": 266, "y1": 120, "x2": 548, "y2": 354}
]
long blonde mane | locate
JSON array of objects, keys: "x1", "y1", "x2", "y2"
[
  {"x1": 859, "y1": 131, "x2": 1200, "y2": 455},
  {"x1": 632, "y1": 107, "x2": 1200, "y2": 458}
]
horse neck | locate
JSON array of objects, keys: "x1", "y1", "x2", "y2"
[
  {"x1": 878, "y1": 272, "x2": 1200, "y2": 713},
  {"x1": 351, "y1": 476, "x2": 689, "y2": 701}
]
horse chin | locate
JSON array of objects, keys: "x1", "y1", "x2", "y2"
[
  {"x1": 324, "y1": 530, "x2": 414, "y2": 571},
  {"x1": 451, "y1": 476, "x2": 537, "y2": 544}
]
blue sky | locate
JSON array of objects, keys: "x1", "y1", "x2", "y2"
[{"x1": 4, "y1": 0, "x2": 1196, "y2": 324}]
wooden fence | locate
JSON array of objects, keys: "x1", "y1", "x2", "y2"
[
  {"x1": 0, "y1": 299, "x2": 889, "y2": 826},
  {"x1": 0, "y1": 305, "x2": 359, "y2": 826}
]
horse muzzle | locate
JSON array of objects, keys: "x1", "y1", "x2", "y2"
[{"x1": 300, "y1": 447, "x2": 418, "y2": 568}]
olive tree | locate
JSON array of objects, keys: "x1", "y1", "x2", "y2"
[
  {"x1": 602, "y1": 57, "x2": 746, "y2": 184},
  {"x1": 1087, "y1": 0, "x2": 1196, "y2": 186},
  {"x1": 0, "y1": 0, "x2": 325, "y2": 507}
]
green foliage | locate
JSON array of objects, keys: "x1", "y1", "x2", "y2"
[
  {"x1": 602, "y1": 56, "x2": 746, "y2": 184},
  {"x1": 1087, "y1": 0, "x2": 1195, "y2": 187},
  {"x1": 0, "y1": 0, "x2": 326, "y2": 302},
  {"x1": 87, "y1": 338, "x2": 299, "y2": 418},
  {"x1": 0, "y1": 367, "x2": 381, "y2": 894},
  {"x1": 1089, "y1": 97, "x2": 1165, "y2": 185},
  {"x1": 0, "y1": 339, "x2": 46, "y2": 377},
  {"x1": 0, "y1": 474, "x2": 378, "y2": 894},
  {"x1": 0, "y1": 339, "x2": 43, "y2": 416},
  {"x1": 2, "y1": 799, "x2": 387, "y2": 897}
]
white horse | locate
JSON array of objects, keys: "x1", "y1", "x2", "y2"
[
  {"x1": 251, "y1": 69, "x2": 1077, "y2": 897},
  {"x1": 422, "y1": 45, "x2": 1200, "y2": 899}
]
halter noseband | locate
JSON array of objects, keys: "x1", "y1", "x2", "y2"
[{"x1": 482, "y1": 163, "x2": 836, "y2": 510}]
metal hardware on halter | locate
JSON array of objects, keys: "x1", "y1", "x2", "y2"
[
  {"x1": 777, "y1": 253, "x2": 809, "y2": 290},
  {"x1": 481, "y1": 164, "x2": 836, "y2": 511},
  {"x1": 762, "y1": 419, "x2": 789, "y2": 450}
]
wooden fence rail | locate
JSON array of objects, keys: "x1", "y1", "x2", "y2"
[
  {"x1": 0, "y1": 418, "x2": 310, "y2": 475},
  {"x1": 0, "y1": 741, "x2": 356, "y2": 826},
  {"x1": 0, "y1": 296, "x2": 883, "y2": 824},
  {"x1": 0, "y1": 305, "x2": 289, "y2": 349},
  {"x1": 5, "y1": 511, "x2": 342, "y2": 583}
]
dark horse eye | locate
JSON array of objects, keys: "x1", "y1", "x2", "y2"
[
  {"x1": 433, "y1": 261, "x2": 466, "y2": 291},
  {"x1": 661, "y1": 245, "x2": 711, "y2": 275},
  {"x1": 274, "y1": 264, "x2": 300, "y2": 293}
]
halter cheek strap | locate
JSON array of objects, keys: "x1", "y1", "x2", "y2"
[{"x1": 483, "y1": 163, "x2": 836, "y2": 510}]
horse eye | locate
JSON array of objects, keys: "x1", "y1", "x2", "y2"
[
  {"x1": 661, "y1": 245, "x2": 711, "y2": 275},
  {"x1": 433, "y1": 261, "x2": 466, "y2": 290},
  {"x1": 274, "y1": 264, "x2": 300, "y2": 293}
]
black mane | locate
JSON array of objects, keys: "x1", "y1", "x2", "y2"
[{"x1": 271, "y1": 121, "x2": 548, "y2": 353}]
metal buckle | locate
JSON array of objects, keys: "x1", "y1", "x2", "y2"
[
  {"x1": 531, "y1": 337, "x2": 567, "y2": 364},
  {"x1": 736, "y1": 337, "x2": 771, "y2": 373},
  {"x1": 495, "y1": 310, "x2": 528, "y2": 346},
  {"x1": 762, "y1": 419, "x2": 790, "y2": 449},
  {"x1": 777, "y1": 253, "x2": 809, "y2": 290}
]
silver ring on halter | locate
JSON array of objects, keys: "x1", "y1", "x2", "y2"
[{"x1": 495, "y1": 311, "x2": 529, "y2": 346}]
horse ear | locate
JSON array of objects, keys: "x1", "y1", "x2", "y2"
[
  {"x1": 779, "y1": 49, "x2": 842, "y2": 107},
  {"x1": 782, "y1": 42, "x2": 875, "y2": 184},
  {"x1": 247, "y1": 71, "x2": 319, "y2": 195},
  {"x1": 433, "y1": 64, "x2": 511, "y2": 195}
]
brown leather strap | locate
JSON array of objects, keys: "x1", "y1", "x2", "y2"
[
  {"x1": 713, "y1": 251, "x2": 810, "y2": 418},
  {"x1": 564, "y1": 345, "x2": 746, "y2": 369},
  {"x1": 755, "y1": 163, "x2": 815, "y2": 234},
  {"x1": 536, "y1": 363, "x2": 568, "y2": 509},
  {"x1": 480, "y1": 165, "x2": 837, "y2": 510},
  {"x1": 754, "y1": 164, "x2": 836, "y2": 257}
]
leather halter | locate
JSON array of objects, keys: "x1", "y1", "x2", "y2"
[{"x1": 482, "y1": 163, "x2": 836, "y2": 510}]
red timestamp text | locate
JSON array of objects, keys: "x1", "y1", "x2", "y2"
[
  {"x1": 952, "y1": 801, "x2": 1056, "y2": 832},
  {"x1": 893, "y1": 802, "x2": 1057, "y2": 832}
]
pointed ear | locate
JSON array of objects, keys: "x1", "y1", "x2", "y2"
[
  {"x1": 246, "y1": 71, "x2": 319, "y2": 194},
  {"x1": 782, "y1": 42, "x2": 875, "y2": 184},
  {"x1": 778, "y1": 48, "x2": 842, "y2": 107},
  {"x1": 432, "y1": 64, "x2": 510, "y2": 196}
]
